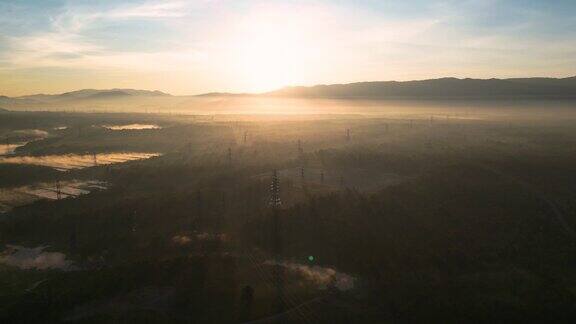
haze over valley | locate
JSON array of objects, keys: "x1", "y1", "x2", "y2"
[{"x1": 2, "y1": 0, "x2": 576, "y2": 323}]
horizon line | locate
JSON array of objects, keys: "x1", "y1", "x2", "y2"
[{"x1": 5, "y1": 74, "x2": 576, "y2": 98}]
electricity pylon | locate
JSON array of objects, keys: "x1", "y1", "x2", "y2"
[
  {"x1": 56, "y1": 180, "x2": 62, "y2": 200},
  {"x1": 227, "y1": 147, "x2": 232, "y2": 166},
  {"x1": 269, "y1": 170, "x2": 284, "y2": 315}
]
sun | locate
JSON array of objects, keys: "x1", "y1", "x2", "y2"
[{"x1": 235, "y1": 14, "x2": 308, "y2": 93}]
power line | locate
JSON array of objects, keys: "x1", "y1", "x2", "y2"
[{"x1": 243, "y1": 250, "x2": 318, "y2": 323}]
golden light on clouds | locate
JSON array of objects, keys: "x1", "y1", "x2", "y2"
[{"x1": 1, "y1": 0, "x2": 574, "y2": 96}]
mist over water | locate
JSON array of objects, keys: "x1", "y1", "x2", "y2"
[
  {"x1": 1, "y1": 0, "x2": 575, "y2": 320},
  {"x1": 0, "y1": 152, "x2": 160, "y2": 170},
  {"x1": 0, "y1": 180, "x2": 107, "y2": 213},
  {"x1": 0, "y1": 245, "x2": 75, "y2": 271},
  {"x1": 266, "y1": 260, "x2": 355, "y2": 291},
  {"x1": 21, "y1": 180, "x2": 107, "y2": 200},
  {"x1": 0, "y1": 143, "x2": 28, "y2": 156},
  {"x1": 102, "y1": 124, "x2": 161, "y2": 130}
]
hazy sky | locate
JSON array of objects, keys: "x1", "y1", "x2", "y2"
[{"x1": 1, "y1": 0, "x2": 575, "y2": 96}]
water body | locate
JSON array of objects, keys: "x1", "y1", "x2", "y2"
[
  {"x1": 0, "y1": 142, "x2": 28, "y2": 156},
  {"x1": 102, "y1": 124, "x2": 161, "y2": 130},
  {"x1": 0, "y1": 180, "x2": 107, "y2": 213},
  {"x1": 0, "y1": 245, "x2": 75, "y2": 271},
  {"x1": 21, "y1": 180, "x2": 107, "y2": 200},
  {"x1": 1, "y1": 129, "x2": 49, "y2": 156},
  {"x1": 0, "y1": 152, "x2": 160, "y2": 171},
  {"x1": 12, "y1": 129, "x2": 49, "y2": 138}
]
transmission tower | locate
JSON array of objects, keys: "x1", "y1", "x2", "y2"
[
  {"x1": 227, "y1": 147, "x2": 232, "y2": 166},
  {"x1": 269, "y1": 170, "x2": 282, "y2": 207},
  {"x1": 269, "y1": 170, "x2": 284, "y2": 314},
  {"x1": 92, "y1": 152, "x2": 98, "y2": 167},
  {"x1": 243, "y1": 131, "x2": 248, "y2": 144},
  {"x1": 55, "y1": 180, "x2": 62, "y2": 200},
  {"x1": 320, "y1": 171, "x2": 324, "y2": 184},
  {"x1": 346, "y1": 129, "x2": 351, "y2": 141}
]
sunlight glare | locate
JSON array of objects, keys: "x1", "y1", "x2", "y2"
[{"x1": 236, "y1": 13, "x2": 310, "y2": 93}]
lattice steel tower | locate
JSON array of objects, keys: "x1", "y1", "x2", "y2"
[
  {"x1": 227, "y1": 147, "x2": 232, "y2": 166},
  {"x1": 55, "y1": 180, "x2": 62, "y2": 200},
  {"x1": 269, "y1": 170, "x2": 284, "y2": 314}
]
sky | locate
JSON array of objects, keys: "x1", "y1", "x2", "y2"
[{"x1": 1, "y1": 0, "x2": 575, "y2": 96}]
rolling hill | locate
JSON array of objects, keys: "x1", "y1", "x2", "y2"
[
  {"x1": 1, "y1": 77, "x2": 575, "y2": 112},
  {"x1": 16, "y1": 89, "x2": 171, "y2": 102},
  {"x1": 267, "y1": 76, "x2": 576, "y2": 100}
]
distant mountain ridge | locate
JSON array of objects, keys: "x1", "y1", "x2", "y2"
[
  {"x1": 194, "y1": 92, "x2": 251, "y2": 98},
  {"x1": 2, "y1": 77, "x2": 576, "y2": 108},
  {"x1": 266, "y1": 76, "x2": 576, "y2": 99},
  {"x1": 14, "y1": 89, "x2": 171, "y2": 103}
]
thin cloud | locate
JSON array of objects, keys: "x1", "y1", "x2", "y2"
[
  {"x1": 1, "y1": 0, "x2": 575, "y2": 95},
  {"x1": 109, "y1": 1, "x2": 192, "y2": 18}
]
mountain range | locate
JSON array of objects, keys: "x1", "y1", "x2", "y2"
[
  {"x1": 267, "y1": 76, "x2": 576, "y2": 99},
  {"x1": 1, "y1": 77, "x2": 575, "y2": 109},
  {"x1": 16, "y1": 89, "x2": 169, "y2": 102}
]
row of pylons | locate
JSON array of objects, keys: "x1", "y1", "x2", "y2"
[{"x1": 193, "y1": 128, "x2": 368, "y2": 319}]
